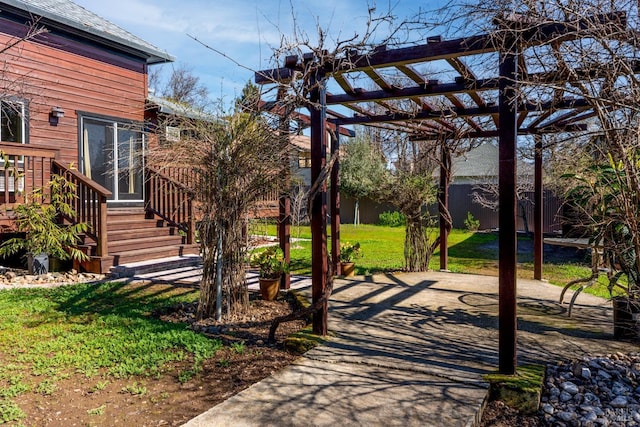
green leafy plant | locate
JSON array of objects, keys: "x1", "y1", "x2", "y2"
[
  {"x1": 252, "y1": 246, "x2": 289, "y2": 279},
  {"x1": 120, "y1": 382, "x2": 147, "y2": 396},
  {"x1": 340, "y1": 242, "x2": 362, "y2": 263},
  {"x1": 464, "y1": 212, "x2": 480, "y2": 232},
  {"x1": 0, "y1": 173, "x2": 89, "y2": 269},
  {"x1": 90, "y1": 381, "x2": 109, "y2": 393},
  {"x1": 35, "y1": 379, "x2": 57, "y2": 395},
  {"x1": 378, "y1": 211, "x2": 406, "y2": 227},
  {"x1": 178, "y1": 369, "x2": 197, "y2": 383},
  {"x1": 230, "y1": 341, "x2": 246, "y2": 354},
  {"x1": 563, "y1": 155, "x2": 640, "y2": 299},
  {"x1": 87, "y1": 404, "x2": 106, "y2": 415},
  {"x1": 0, "y1": 398, "x2": 25, "y2": 423}
]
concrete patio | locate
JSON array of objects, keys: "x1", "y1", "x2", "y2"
[{"x1": 182, "y1": 270, "x2": 638, "y2": 426}]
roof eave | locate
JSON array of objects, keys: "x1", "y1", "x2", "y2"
[{"x1": 0, "y1": 0, "x2": 174, "y2": 64}]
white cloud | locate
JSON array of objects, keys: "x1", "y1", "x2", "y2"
[{"x1": 71, "y1": 0, "x2": 433, "y2": 106}]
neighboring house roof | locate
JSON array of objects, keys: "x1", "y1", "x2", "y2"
[
  {"x1": 289, "y1": 135, "x2": 310, "y2": 152},
  {"x1": 0, "y1": 0, "x2": 174, "y2": 64},
  {"x1": 451, "y1": 142, "x2": 501, "y2": 179},
  {"x1": 147, "y1": 95, "x2": 218, "y2": 122},
  {"x1": 443, "y1": 142, "x2": 533, "y2": 183}
]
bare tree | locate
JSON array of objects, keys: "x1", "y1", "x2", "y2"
[
  {"x1": 375, "y1": 131, "x2": 440, "y2": 271},
  {"x1": 148, "y1": 106, "x2": 285, "y2": 320},
  {"x1": 444, "y1": 0, "x2": 640, "y2": 293},
  {"x1": 289, "y1": 179, "x2": 308, "y2": 248},
  {"x1": 149, "y1": 63, "x2": 209, "y2": 108},
  {"x1": 470, "y1": 155, "x2": 535, "y2": 234}
]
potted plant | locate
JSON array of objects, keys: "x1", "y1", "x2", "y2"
[
  {"x1": 340, "y1": 241, "x2": 361, "y2": 277},
  {"x1": 564, "y1": 155, "x2": 640, "y2": 339},
  {"x1": 0, "y1": 174, "x2": 89, "y2": 274},
  {"x1": 603, "y1": 222, "x2": 640, "y2": 339},
  {"x1": 253, "y1": 246, "x2": 289, "y2": 301}
]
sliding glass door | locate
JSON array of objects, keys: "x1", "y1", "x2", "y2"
[{"x1": 80, "y1": 117, "x2": 144, "y2": 202}]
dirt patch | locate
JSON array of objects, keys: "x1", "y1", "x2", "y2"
[
  {"x1": 480, "y1": 400, "x2": 543, "y2": 426},
  {"x1": 9, "y1": 292, "x2": 306, "y2": 427}
]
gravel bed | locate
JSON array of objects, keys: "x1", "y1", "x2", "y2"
[{"x1": 542, "y1": 352, "x2": 640, "y2": 426}]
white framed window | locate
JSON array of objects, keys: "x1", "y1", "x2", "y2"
[
  {"x1": 0, "y1": 100, "x2": 26, "y2": 192},
  {"x1": 0, "y1": 101, "x2": 25, "y2": 144},
  {"x1": 298, "y1": 151, "x2": 312, "y2": 168},
  {"x1": 165, "y1": 125, "x2": 181, "y2": 142}
]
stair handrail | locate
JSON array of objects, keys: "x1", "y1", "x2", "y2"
[
  {"x1": 145, "y1": 166, "x2": 196, "y2": 244},
  {"x1": 51, "y1": 160, "x2": 112, "y2": 257}
]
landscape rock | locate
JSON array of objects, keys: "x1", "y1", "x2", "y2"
[
  {"x1": 0, "y1": 267, "x2": 106, "y2": 289},
  {"x1": 541, "y1": 353, "x2": 640, "y2": 426}
]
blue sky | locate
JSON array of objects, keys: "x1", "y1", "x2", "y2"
[{"x1": 72, "y1": 0, "x2": 445, "y2": 108}]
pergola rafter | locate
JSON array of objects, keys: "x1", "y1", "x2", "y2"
[{"x1": 255, "y1": 10, "x2": 633, "y2": 375}]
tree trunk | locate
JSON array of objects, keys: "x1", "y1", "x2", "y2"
[
  {"x1": 196, "y1": 212, "x2": 249, "y2": 321},
  {"x1": 404, "y1": 208, "x2": 429, "y2": 272}
]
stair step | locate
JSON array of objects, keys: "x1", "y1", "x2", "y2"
[
  {"x1": 111, "y1": 245, "x2": 200, "y2": 266},
  {"x1": 108, "y1": 235, "x2": 185, "y2": 252},
  {"x1": 108, "y1": 227, "x2": 178, "y2": 241},
  {"x1": 109, "y1": 255, "x2": 202, "y2": 278},
  {"x1": 107, "y1": 218, "x2": 165, "y2": 231}
]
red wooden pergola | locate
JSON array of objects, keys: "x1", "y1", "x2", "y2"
[{"x1": 256, "y1": 11, "x2": 630, "y2": 374}]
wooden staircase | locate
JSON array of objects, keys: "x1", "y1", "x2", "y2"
[
  {"x1": 0, "y1": 150, "x2": 201, "y2": 275},
  {"x1": 77, "y1": 208, "x2": 199, "y2": 274}
]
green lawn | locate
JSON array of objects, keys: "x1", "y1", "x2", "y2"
[
  {"x1": 255, "y1": 222, "x2": 610, "y2": 298},
  {"x1": 0, "y1": 282, "x2": 220, "y2": 423}
]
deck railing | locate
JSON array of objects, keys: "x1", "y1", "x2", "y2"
[
  {"x1": 145, "y1": 166, "x2": 196, "y2": 244},
  {"x1": 0, "y1": 143, "x2": 58, "y2": 207},
  {"x1": 51, "y1": 161, "x2": 112, "y2": 257}
]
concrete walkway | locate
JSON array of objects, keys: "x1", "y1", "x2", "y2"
[{"x1": 183, "y1": 271, "x2": 639, "y2": 427}]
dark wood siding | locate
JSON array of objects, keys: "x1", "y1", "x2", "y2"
[
  {"x1": 0, "y1": 30, "x2": 147, "y2": 165},
  {"x1": 436, "y1": 184, "x2": 562, "y2": 233},
  {"x1": 341, "y1": 185, "x2": 563, "y2": 233}
]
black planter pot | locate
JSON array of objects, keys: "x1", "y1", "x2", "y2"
[
  {"x1": 612, "y1": 296, "x2": 640, "y2": 340},
  {"x1": 27, "y1": 253, "x2": 49, "y2": 275}
]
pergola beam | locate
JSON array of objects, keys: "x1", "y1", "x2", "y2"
[
  {"x1": 410, "y1": 123, "x2": 587, "y2": 141},
  {"x1": 333, "y1": 98, "x2": 590, "y2": 127}
]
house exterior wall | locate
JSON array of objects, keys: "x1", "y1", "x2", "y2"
[{"x1": 0, "y1": 16, "x2": 147, "y2": 165}]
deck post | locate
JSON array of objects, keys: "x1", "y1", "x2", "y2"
[
  {"x1": 310, "y1": 69, "x2": 328, "y2": 336},
  {"x1": 97, "y1": 195, "x2": 108, "y2": 257},
  {"x1": 331, "y1": 127, "x2": 341, "y2": 276},
  {"x1": 498, "y1": 48, "x2": 518, "y2": 375},
  {"x1": 534, "y1": 134, "x2": 543, "y2": 280}
]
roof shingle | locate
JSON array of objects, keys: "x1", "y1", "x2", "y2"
[{"x1": 1, "y1": 0, "x2": 174, "y2": 63}]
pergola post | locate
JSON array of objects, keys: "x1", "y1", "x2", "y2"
[
  {"x1": 498, "y1": 48, "x2": 519, "y2": 375},
  {"x1": 277, "y1": 89, "x2": 291, "y2": 290},
  {"x1": 439, "y1": 143, "x2": 451, "y2": 271},
  {"x1": 331, "y1": 128, "x2": 341, "y2": 276},
  {"x1": 310, "y1": 73, "x2": 328, "y2": 336},
  {"x1": 534, "y1": 134, "x2": 543, "y2": 280}
]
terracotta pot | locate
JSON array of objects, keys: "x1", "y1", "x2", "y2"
[
  {"x1": 612, "y1": 296, "x2": 640, "y2": 340},
  {"x1": 259, "y1": 278, "x2": 280, "y2": 301},
  {"x1": 341, "y1": 262, "x2": 355, "y2": 277}
]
